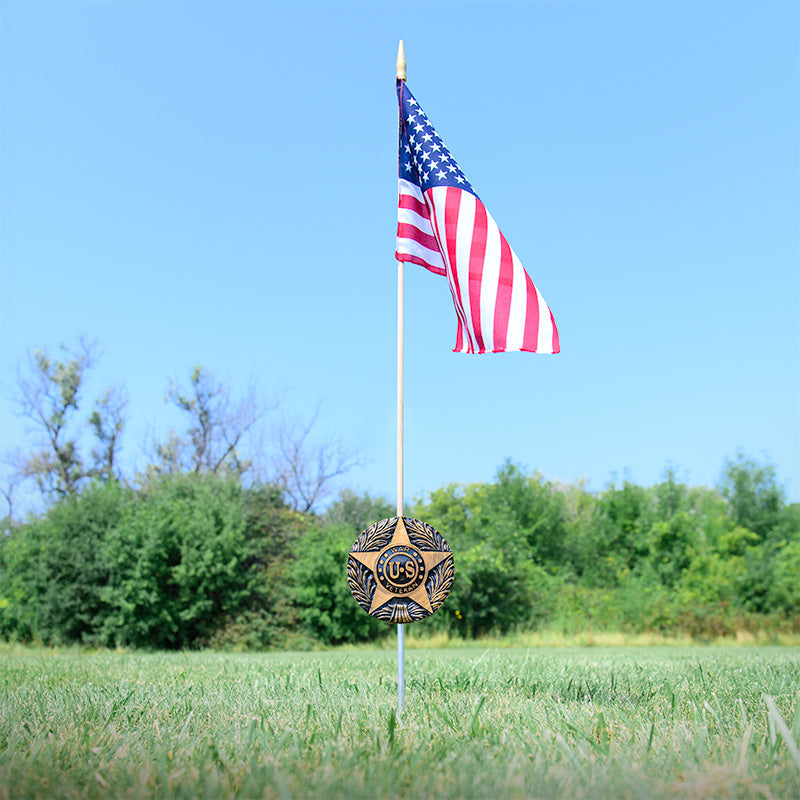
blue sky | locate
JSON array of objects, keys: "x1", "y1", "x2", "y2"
[{"x1": 1, "y1": 0, "x2": 798, "y2": 511}]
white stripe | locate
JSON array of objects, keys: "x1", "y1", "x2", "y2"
[
  {"x1": 397, "y1": 206, "x2": 436, "y2": 237},
  {"x1": 397, "y1": 180, "x2": 445, "y2": 271},
  {"x1": 480, "y1": 207, "x2": 502, "y2": 352},
  {"x1": 429, "y1": 186, "x2": 469, "y2": 353},
  {"x1": 398, "y1": 177, "x2": 426, "y2": 203},
  {"x1": 453, "y1": 191, "x2": 477, "y2": 351},
  {"x1": 534, "y1": 283, "x2": 555, "y2": 353},
  {"x1": 505, "y1": 248, "x2": 528, "y2": 351},
  {"x1": 396, "y1": 238, "x2": 446, "y2": 270}
]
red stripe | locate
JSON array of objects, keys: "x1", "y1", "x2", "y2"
[
  {"x1": 394, "y1": 250, "x2": 447, "y2": 276},
  {"x1": 521, "y1": 271, "x2": 540, "y2": 352},
  {"x1": 443, "y1": 188, "x2": 474, "y2": 353},
  {"x1": 429, "y1": 187, "x2": 472, "y2": 353},
  {"x1": 492, "y1": 233, "x2": 514, "y2": 352},
  {"x1": 550, "y1": 310, "x2": 560, "y2": 353},
  {"x1": 467, "y1": 201, "x2": 488, "y2": 354},
  {"x1": 454, "y1": 319, "x2": 464, "y2": 352},
  {"x1": 396, "y1": 223, "x2": 440, "y2": 254},
  {"x1": 398, "y1": 193, "x2": 429, "y2": 219}
]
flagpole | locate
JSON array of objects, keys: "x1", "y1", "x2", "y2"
[{"x1": 396, "y1": 39, "x2": 406, "y2": 716}]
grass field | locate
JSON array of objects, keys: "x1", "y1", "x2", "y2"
[{"x1": 1, "y1": 644, "x2": 799, "y2": 799}]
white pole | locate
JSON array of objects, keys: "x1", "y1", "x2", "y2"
[
  {"x1": 397, "y1": 255, "x2": 405, "y2": 714},
  {"x1": 396, "y1": 39, "x2": 407, "y2": 716}
]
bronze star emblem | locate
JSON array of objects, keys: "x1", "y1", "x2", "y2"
[{"x1": 349, "y1": 517, "x2": 453, "y2": 615}]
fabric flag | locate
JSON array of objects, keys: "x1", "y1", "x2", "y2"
[{"x1": 396, "y1": 80, "x2": 560, "y2": 354}]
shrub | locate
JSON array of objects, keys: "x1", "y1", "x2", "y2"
[
  {"x1": 0, "y1": 481, "x2": 131, "y2": 644},
  {"x1": 290, "y1": 523, "x2": 388, "y2": 646}
]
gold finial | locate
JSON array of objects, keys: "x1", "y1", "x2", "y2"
[{"x1": 396, "y1": 40, "x2": 406, "y2": 81}]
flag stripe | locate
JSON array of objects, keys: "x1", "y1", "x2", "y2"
[
  {"x1": 507, "y1": 248, "x2": 530, "y2": 351},
  {"x1": 521, "y1": 266, "x2": 541, "y2": 352},
  {"x1": 454, "y1": 191, "x2": 478, "y2": 354},
  {"x1": 395, "y1": 244, "x2": 447, "y2": 275},
  {"x1": 397, "y1": 192, "x2": 429, "y2": 219},
  {"x1": 550, "y1": 309, "x2": 560, "y2": 353},
  {"x1": 396, "y1": 80, "x2": 560, "y2": 355},
  {"x1": 397, "y1": 205, "x2": 433, "y2": 235},
  {"x1": 397, "y1": 222, "x2": 440, "y2": 254},
  {"x1": 491, "y1": 230, "x2": 514, "y2": 352},
  {"x1": 441, "y1": 187, "x2": 474, "y2": 353},
  {"x1": 467, "y1": 197, "x2": 488, "y2": 353},
  {"x1": 396, "y1": 178, "x2": 446, "y2": 274},
  {"x1": 479, "y1": 211, "x2": 501, "y2": 351}
]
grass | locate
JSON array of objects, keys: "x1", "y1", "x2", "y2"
[{"x1": 1, "y1": 643, "x2": 799, "y2": 798}]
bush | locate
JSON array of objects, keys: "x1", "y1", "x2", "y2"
[
  {"x1": 291, "y1": 523, "x2": 388, "y2": 646},
  {"x1": 416, "y1": 543, "x2": 559, "y2": 638},
  {"x1": 102, "y1": 474, "x2": 257, "y2": 648},
  {"x1": 0, "y1": 481, "x2": 131, "y2": 644}
]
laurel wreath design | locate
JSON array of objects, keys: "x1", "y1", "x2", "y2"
[
  {"x1": 347, "y1": 517, "x2": 454, "y2": 625},
  {"x1": 426, "y1": 555, "x2": 455, "y2": 612},
  {"x1": 351, "y1": 517, "x2": 395, "y2": 553},
  {"x1": 372, "y1": 598, "x2": 427, "y2": 624},
  {"x1": 404, "y1": 517, "x2": 450, "y2": 552},
  {"x1": 346, "y1": 559, "x2": 376, "y2": 613}
]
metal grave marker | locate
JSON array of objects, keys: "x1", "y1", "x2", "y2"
[{"x1": 347, "y1": 516, "x2": 454, "y2": 623}]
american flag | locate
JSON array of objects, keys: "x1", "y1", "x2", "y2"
[{"x1": 396, "y1": 80, "x2": 560, "y2": 354}]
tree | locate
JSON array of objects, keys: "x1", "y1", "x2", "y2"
[
  {"x1": 273, "y1": 410, "x2": 363, "y2": 513},
  {"x1": 290, "y1": 523, "x2": 387, "y2": 645},
  {"x1": 718, "y1": 452, "x2": 786, "y2": 540},
  {"x1": 576, "y1": 478, "x2": 653, "y2": 587},
  {"x1": 151, "y1": 367, "x2": 360, "y2": 513},
  {"x1": 102, "y1": 473, "x2": 258, "y2": 649},
  {"x1": 12, "y1": 340, "x2": 127, "y2": 505},
  {"x1": 482, "y1": 461, "x2": 569, "y2": 569},
  {"x1": 151, "y1": 365, "x2": 264, "y2": 478},
  {"x1": 322, "y1": 490, "x2": 395, "y2": 536},
  {"x1": 0, "y1": 481, "x2": 132, "y2": 644}
]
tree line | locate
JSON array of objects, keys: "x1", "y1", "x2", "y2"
[{"x1": 1, "y1": 343, "x2": 798, "y2": 648}]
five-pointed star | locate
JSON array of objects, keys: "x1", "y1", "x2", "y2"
[{"x1": 349, "y1": 518, "x2": 452, "y2": 615}]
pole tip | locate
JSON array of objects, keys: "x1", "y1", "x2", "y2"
[{"x1": 396, "y1": 40, "x2": 406, "y2": 81}]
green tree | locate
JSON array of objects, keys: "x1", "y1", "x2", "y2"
[
  {"x1": 12, "y1": 340, "x2": 126, "y2": 504},
  {"x1": 0, "y1": 480, "x2": 131, "y2": 644},
  {"x1": 719, "y1": 452, "x2": 786, "y2": 540},
  {"x1": 480, "y1": 461, "x2": 569, "y2": 569},
  {"x1": 576, "y1": 479, "x2": 653, "y2": 587},
  {"x1": 291, "y1": 523, "x2": 387, "y2": 645},
  {"x1": 322, "y1": 490, "x2": 395, "y2": 537},
  {"x1": 102, "y1": 473, "x2": 256, "y2": 649},
  {"x1": 152, "y1": 366, "x2": 263, "y2": 479}
]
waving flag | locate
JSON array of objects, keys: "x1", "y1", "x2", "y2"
[{"x1": 396, "y1": 80, "x2": 560, "y2": 354}]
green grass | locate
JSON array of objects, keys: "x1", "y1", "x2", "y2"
[{"x1": 1, "y1": 644, "x2": 799, "y2": 798}]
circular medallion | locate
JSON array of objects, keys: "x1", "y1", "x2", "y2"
[
  {"x1": 347, "y1": 516, "x2": 454, "y2": 624},
  {"x1": 376, "y1": 545, "x2": 425, "y2": 594}
]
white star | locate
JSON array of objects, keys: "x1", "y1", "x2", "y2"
[
  {"x1": 448, "y1": 164, "x2": 457, "y2": 173},
  {"x1": 436, "y1": 170, "x2": 447, "y2": 179},
  {"x1": 408, "y1": 97, "x2": 418, "y2": 106},
  {"x1": 414, "y1": 123, "x2": 424, "y2": 133},
  {"x1": 421, "y1": 132, "x2": 433, "y2": 143},
  {"x1": 431, "y1": 142, "x2": 441, "y2": 153},
  {"x1": 456, "y1": 175, "x2": 465, "y2": 184}
]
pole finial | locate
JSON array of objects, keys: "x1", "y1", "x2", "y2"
[{"x1": 396, "y1": 40, "x2": 406, "y2": 81}]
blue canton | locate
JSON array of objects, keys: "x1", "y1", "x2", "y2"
[{"x1": 398, "y1": 82, "x2": 475, "y2": 196}]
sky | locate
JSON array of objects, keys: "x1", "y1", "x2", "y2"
[{"x1": 1, "y1": 0, "x2": 798, "y2": 514}]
